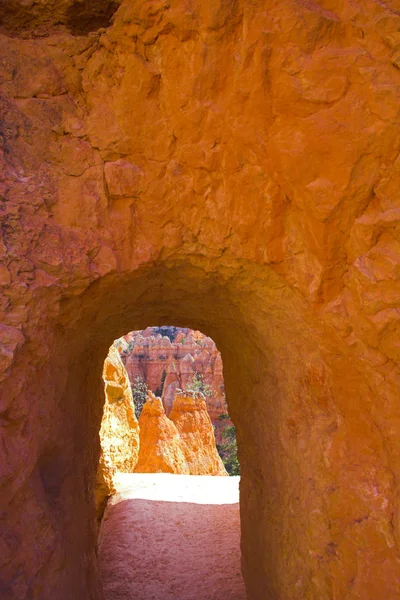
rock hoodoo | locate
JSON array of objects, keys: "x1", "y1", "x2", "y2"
[
  {"x1": 2, "y1": 0, "x2": 400, "y2": 598},
  {"x1": 135, "y1": 390, "x2": 227, "y2": 476},
  {"x1": 134, "y1": 391, "x2": 189, "y2": 474},
  {"x1": 169, "y1": 391, "x2": 227, "y2": 476},
  {"x1": 119, "y1": 327, "x2": 231, "y2": 442}
]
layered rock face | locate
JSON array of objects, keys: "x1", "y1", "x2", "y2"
[
  {"x1": 100, "y1": 345, "x2": 139, "y2": 473},
  {"x1": 169, "y1": 391, "x2": 227, "y2": 476},
  {"x1": 2, "y1": 0, "x2": 400, "y2": 598},
  {"x1": 119, "y1": 326, "x2": 231, "y2": 442},
  {"x1": 96, "y1": 345, "x2": 139, "y2": 519},
  {"x1": 135, "y1": 390, "x2": 226, "y2": 475},
  {"x1": 121, "y1": 329, "x2": 176, "y2": 394}
]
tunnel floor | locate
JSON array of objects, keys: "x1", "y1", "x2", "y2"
[{"x1": 99, "y1": 473, "x2": 246, "y2": 600}]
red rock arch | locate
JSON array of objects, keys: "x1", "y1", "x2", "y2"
[{"x1": 1, "y1": 1, "x2": 400, "y2": 598}]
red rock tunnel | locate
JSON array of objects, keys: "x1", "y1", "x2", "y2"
[{"x1": 1, "y1": 1, "x2": 400, "y2": 599}]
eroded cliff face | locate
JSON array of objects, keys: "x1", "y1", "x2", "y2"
[
  {"x1": 100, "y1": 345, "x2": 139, "y2": 471},
  {"x1": 1, "y1": 0, "x2": 400, "y2": 598},
  {"x1": 119, "y1": 327, "x2": 231, "y2": 442},
  {"x1": 96, "y1": 345, "x2": 139, "y2": 519}
]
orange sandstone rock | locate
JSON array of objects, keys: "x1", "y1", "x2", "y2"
[
  {"x1": 95, "y1": 449, "x2": 116, "y2": 523},
  {"x1": 95, "y1": 345, "x2": 139, "y2": 519},
  {"x1": 135, "y1": 390, "x2": 226, "y2": 475},
  {"x1": 169, "y1": 391, "x2": 227, "y2": 476},
  {"x1": 134, "y1": 391, "x2": 189, "y2": 474},
  {"x1": 2, "y1": 0, "x2": 400, "y2": 598},
  {"x1": 100, "y1": 345, "x2": 139, "y2": 473}
]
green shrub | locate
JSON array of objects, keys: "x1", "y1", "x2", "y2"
[
  {"x1": 186, "y1": 372, "x2": 213, "y2": 397},
  {"x1": 131, "y1": 376, "x2": 148, "y2": 419},
  {"x1": 216, "y1": 413, "x2": 240, "y2": 476}
]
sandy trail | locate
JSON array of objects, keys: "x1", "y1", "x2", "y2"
[{"x1": 99, "y1": 473, "x2": 246, "y2": 600}]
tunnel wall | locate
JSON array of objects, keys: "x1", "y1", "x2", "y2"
[{"x1": 1, "y1": 1, "x2": 400, "y2": 599}]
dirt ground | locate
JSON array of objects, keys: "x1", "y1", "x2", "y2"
[{"x1": 99, "y1": 473, "x2": 246, "y2": 600}]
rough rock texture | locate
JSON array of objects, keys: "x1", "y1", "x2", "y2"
[
  {"x1": 169, "y1": 391, "x2": 227, "y2": 476},
  {"x1": 134, "y1": 390, "x2": 225, "y2": 475},
  {"x1": 0, "y1": 0, "x2": 124, "y2": 37},
  {"x1": 121, "y1": 329, "x2": 178, "y2": 394},
  {"x1": 120, "y1": 326, "x2": 231, "y2": 442},
  {"x1": 134, "y1": 391, "x2": 189, "y2": 474},
  {"x1": 95, "y1": 345, "x2": 139, "y2": 520},
  {"x1": 95, "y1": 449, "x2": 116, "y2": 523},
  {"x1": 1, "y1": 0, "x2": 400, "y2": 598},
  {"x1": 99, "y1": 473, "x2": 245, "y2": 600},
  {"x1": 100, "y1": 344, "x2": 139, "y2": 472}
]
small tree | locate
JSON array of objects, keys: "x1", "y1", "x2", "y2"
[
  {"x1": 216, "y1": 413, "x2": 240, "y2": 476},
  {"x1": 131, "y1": 376, "x2": 148, "y2": 419},
  {"x1": 187, "y1": 372, "x2": 213, "y2": 397},
  {"x1": 217, "y1": 412, "x2": 229, "y2": 421}
]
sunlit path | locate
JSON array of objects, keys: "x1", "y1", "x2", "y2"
[{"x1": 99, "y1": 474, "x2": 246, "y2": 600}]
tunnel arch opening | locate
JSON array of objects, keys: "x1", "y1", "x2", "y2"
[
  {"x1": 53, "y1": 260, "x2": 273, "y2": 598},
  {"x1": 39, "y1": 257, "x2": 337, "y2": 600},
  {"x1": 97, "y1": 324, "x2": 243, "y2": 598},
  {"x1": 97, "y1": 324, "x2": 238, "y2": 500},
  {"x1": 102, "y1": 325, "x2": 238, "y2": 476},
  {"x1": 2, "y1": 1, "x2": 399, "y2": 596}
]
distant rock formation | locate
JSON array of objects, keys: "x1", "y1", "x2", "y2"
[
  {"x1": 96, "y1": 345, "x2": 140, "y2": 519},
  {"x1": 170, "y1": 391, "x2": 227, "y2": 476},
  {"x1": 96, "y1": 344, "x2": 228, "y2": 517},
  {"x1": 134, "y1": 391, "x2": 189, "y2": 474},
  {"x1": 117, "y1": 327, "x2": 232, "y2": 443},
  {"x1": 135, "y1": 390, "x2": 227, "y2": 476}
]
